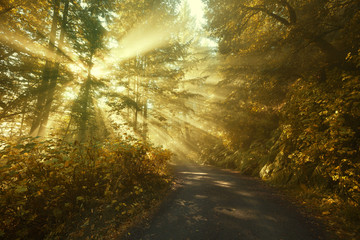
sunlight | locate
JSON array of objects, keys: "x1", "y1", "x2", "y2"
[
  {"x1": 115, "y1": 86, "x2": 126, "y2": 93},
  {"x1": 108, "y1": 80, "x2": 126, "y2": 93},
  {"x1": 199, "y1": 37, "x2": 217, "y2": 48},
  {"x1": 96, "y1": 97, "x2": 108, "y2": 109},
  {"x1": 91, "y1": 0, "x2": 215, "y2": 78},
  {"x1": 0, "y1": 25, "x2": 83, "y2": 67},
  {"x1": 0, "y1": 122, "x2": 20, "y2": 138},
  {"x1": 62, "y1": 87, "x2": 78, "y2": 101},
  {"x1": 179, "y1": 172, "x2": 208, "y2": 175},
  {"x1": 68, "y1": 63, "x2": 86, "y2": 74},
  {"x1": 213, "y1": 180, "x2": 233, "y2": 188},
  {"x1": 91, "y1": 64, "x2": 107, "y2": 78},
  {"x1": 108, "y1": 16, "x2": 174, "y2": 62},
  {"x1": 0, "y1": 26, "x2": 60, "y2": 61},
  {"x1": 235, "y1": 191, "x2": 254, "y2": 197},
  {"x1": 214, "y1": 207, "x2": 258, "y2": 220},
  {"x1": 186, "y1": 0, "x2": 206, "y2": 27},
  {"x1": 148, "y1": 108, "x2": 220, "y2": 139}
]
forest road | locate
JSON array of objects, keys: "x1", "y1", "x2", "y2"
[{"x1": 122, "y1": 158, "x2": 329, "y2": 240}]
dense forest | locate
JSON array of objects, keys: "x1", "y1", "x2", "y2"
[{"x1": 0, "y1": 0, "x2": 359, "y2": 239}]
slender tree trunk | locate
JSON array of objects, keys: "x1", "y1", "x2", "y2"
[
  {"x1": 30, "y1": 0, "x2": 60, "y2": 136},
  {"x1": 78, "y1": 56, "x2": 93, "y2": 143},
  {"x1": 142, "y1": 57, "x2": 148, "y2": 142},
  {"x1": 19, "y1": 79, "x2": 30, "y2": 136},
  {"x1": 19, "y1": 101, "x2": 26, "y2": 136},
  {"x1": 63, "y1": 114, "x2": 73, "y2": 142},
  {"x1": 142, "y1": 98, "x2": 148, "y2": 141},
  {"x1": 127, "y1": 74, "x2": 130, "y2": 119},
  {"x1": 133, "y1": 74, "x2": 138, "y2": 132},
  {"x1": 79, "y1": 74, "x2": 91, "y2": 143},
  {"x1": 38, "y1": 0, "x2": 70, "y2": 136},
  {"x1": 30, "y1": 62, "x2": 52, "y2": 135}
]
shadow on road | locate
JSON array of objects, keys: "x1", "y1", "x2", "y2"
[{"x1": 123, "y1": 158, "x2": 329, "y2": 240}]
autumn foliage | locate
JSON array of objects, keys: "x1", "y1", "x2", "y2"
[{"x1": 0, "y1": 137, "x2": 171, "y2": 239}]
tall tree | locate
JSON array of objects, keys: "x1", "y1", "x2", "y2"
[
  {"x1": 37, "y1": 0, "x2": 70, "y2": 136},
  {"x1": 66, "y1": 0, "x2": 111, "y2": 142},
  {"x1": 30, "y1": 0, "x2": 61, "y2": 136},
  {"x1": 0, "y1": 0, "x2": 52, "y2": 137}
]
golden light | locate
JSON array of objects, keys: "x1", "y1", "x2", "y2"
[
  {"x1": 67, "y1": 63, "x2": 86, "y2": 75},
  {"x1": 186, "y1": 0, "x2": 206, "y2": 27},
  {"x1": 91, "y1": 65, "x2": 108, "y2": 78},
  {"x1": 115, "y1": 86, "x2": 126, "y2": 93},
  {"x1": 107, "y1": 16, "x2": 175, "y2": 63},
  {"x1": 62, "y1": 86, "x2": 78, "y2": 100},
  {"x1": 0, "y1": 26, "x2": 60, "y2": 61}
]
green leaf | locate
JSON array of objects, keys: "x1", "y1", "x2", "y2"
[
  {"x1": 76, "y1": 196, "x2": 85, "y2": 201},
  {"x1": 53, "y1": 208, "x2": 62, "y2": 218},
  {"x1": 15, "y1": 185, "x2": 27, "y2": 193}
]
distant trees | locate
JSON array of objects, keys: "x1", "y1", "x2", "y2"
[{"x1": 105, "y1": 0, "x2": 199, "y2": 143}]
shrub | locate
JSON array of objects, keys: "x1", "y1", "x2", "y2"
[{"x1": 0, "y1": 137, "x2": 171, "y2": 239}]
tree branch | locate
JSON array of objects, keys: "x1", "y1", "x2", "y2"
[
  {"x1": 239, "y1": 4, "x2": 291, "y2": 26},
  {"x1": 0, "y1": 100, "x2": 7, "y2": 109},
  {"x1": 0, "y1": 111, "x2": 31, "y2": 120},
  {"x1": 279, "y1": 0, "x2": 297, "y2": 24},
  {"x1": 0, "y1": 6, "x2": 15, "y2": 15}
]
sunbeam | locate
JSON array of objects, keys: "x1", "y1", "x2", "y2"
[
  {"x1": 111, "y1": 17, "x2": 171, "y2": 61},
  {"x1": 0, "y1": 26, "x2": 61, "y2": 61}
]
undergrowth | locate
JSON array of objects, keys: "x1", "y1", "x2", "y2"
[{"x1": 0, "y1": 137, "x2": 172, "y2": 239}]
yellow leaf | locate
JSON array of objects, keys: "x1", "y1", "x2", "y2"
[
  {"x1": 81, "y1": 219, "x2": 89, "y2": 228},
  {"x1": 76, "y1": 196, "x2": 85, "y2": 201}
]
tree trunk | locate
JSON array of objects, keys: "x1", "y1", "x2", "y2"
[
  {"x1": 78, "y1": 69, "x2": 92, "y2": 143},
  {"x1": 30, "y1": 0, "x2": 60, "y2": 136},
  {"x1": 142, "y1": 98, "x2": 148, "y2": 142},
  {"x1": 38, "y1": 0, "x2": 70, "y2": 136},
  {"x1": 127, "y1": 69, "x2": 130, "y2": 119},
  {"x1": 19, "y1": 103, "x2": 26, "y2": 136},
  {"x1": 142, "y1": 57, "x2": 148, "y2": 142},
  {"x1": 133, "y1": 74, "x2": 139, "y2": 132}
]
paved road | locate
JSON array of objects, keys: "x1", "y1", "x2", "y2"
[{"x1": 124, "y1": 158, "x2": 329, "y2": 240}]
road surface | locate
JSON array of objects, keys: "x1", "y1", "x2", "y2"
[{"x1": 123, "y1": 158, "x2": 329, "y2": 240}]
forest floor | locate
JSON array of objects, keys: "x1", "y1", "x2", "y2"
[{"x1": 120, "y1": 157, "x2": 334, "y2": 240}]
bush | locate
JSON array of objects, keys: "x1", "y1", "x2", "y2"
[{"x1": 0, "y1": 137, "x2": 171, "y2": 239}]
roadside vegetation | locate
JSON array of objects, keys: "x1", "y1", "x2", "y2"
[
  {"x1": 0, "y1": 137, "x2": 172, "y2": 239},
  {"x1": 187, "y1": 1, "x2": 360, "y2": 238}
]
